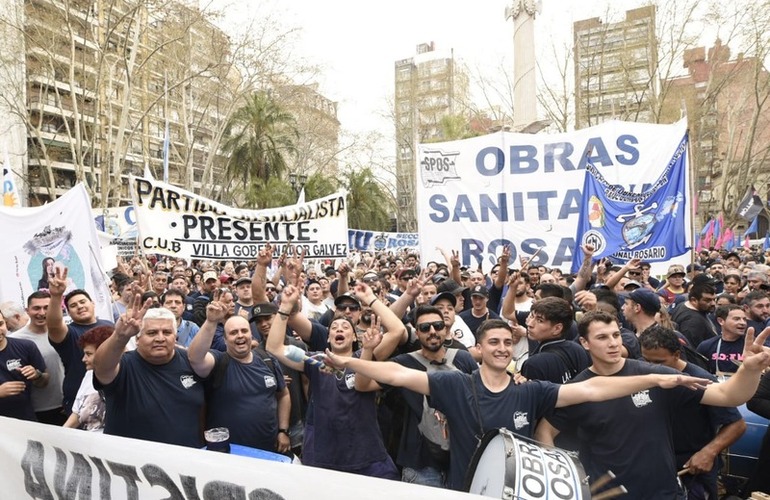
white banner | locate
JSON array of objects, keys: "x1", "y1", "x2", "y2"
[
  {"x1": 348, "y1": 229, "x2": 419, "y2": 252},
  {"x1": 130, "y1": 176, "x2": 349, "y2": 261},
  {"x1": 0, "y1": 184, "x2": 112, "y2": 319},
  {"x1": 417, "y1": 119, "x2": 692, "y2": 271},
  {"x1": 0, "y1": 417, "x2": 476, "y2": 499}
]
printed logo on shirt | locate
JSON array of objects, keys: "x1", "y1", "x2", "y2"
[
  {"x1": 345, "y1": 373, "x2": 356, "y2": 389},
  {"x1": 631, "y1": 390, "x2": 652, "y2": 408},
  {"x1": 180, "y1": 375, "x2": 197, "y2": 389},
  {"x1": 453, "y1": 328, "x2": 464, "y2": 339},
  {"x1": 5, "y1": 359, "x2": 22, "y2": 372},
  {"x1": 513, "y1": 411, "x2": 529, "y2": 430},
  {"x1": 264, "y1": 375, "x2": 276, "y2": 388}
]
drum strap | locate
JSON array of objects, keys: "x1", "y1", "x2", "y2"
[{"x1": 468, "y1": 373, "x2": 485, "y2": 441}]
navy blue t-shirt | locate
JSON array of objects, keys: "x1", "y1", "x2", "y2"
[
  {"x1": 547, "y1": 359, "x2": 705, "y2": 499},
  {"x1": 388, "y1": 349, "x2": 478, "y2": 470},
  {"x1": 50, "y1": 319, "x2": 113, "y2": 413},
  {"x1": 696, "y1": 336, "x2": 744, "y2": 374},
  {"x1": 205, "y1": 350, "x2": 285, "y2": 451},
  {"x1": 429, "y1": 370, "x2": 559, "y2": 490},
  {"x1": 302, "y1": 351, "x2": 390, "y2": 472},
  {"x1": 458, "y1": 308, "x2": 501, "y2": 337},
  {"x1": 0, "y1": 338, "x2": 46, "y2": 420},
  {"x1": 96, "y1": 348, "x2": 205, "y2": 448}
]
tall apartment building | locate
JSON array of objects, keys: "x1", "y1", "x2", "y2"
[
  {"x1": 394, "y1": 42, "x2": 468, "y2": 232},
  {"x1": 274, "y1": 82, "x2": 340, "y2": 178},
  {"x1": 0, "y1": 0, "x2": 238, "y2": 207},
  {"x1": 573, "y1": 6, "x2": 657, "y2": 129},
  {"x1": 661, "y1": 40, "x2": 770, "y2": 233}
]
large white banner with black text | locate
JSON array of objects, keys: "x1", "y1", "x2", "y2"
[
  {"x1": 416, "y1": 119, "x2": 691, "y2": 271},
  {"x1": 130, "y1": 176, "x2": 348, "y2": 261}
]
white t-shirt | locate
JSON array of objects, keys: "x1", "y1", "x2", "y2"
[
  {"x1": 70, "y1": 371, "x2": 105, "y2": 432},
  {"x1": 448, "y1": 316, "x2": 476, "y2": 349}
]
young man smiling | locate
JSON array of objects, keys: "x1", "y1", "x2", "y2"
[{"x1": 324, "y1": 318, "x2": 714, "y2": 491}]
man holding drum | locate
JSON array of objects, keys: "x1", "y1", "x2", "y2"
[
  {"x1": 536, "y1": 311, "x2": 770, "y2": 499},
  {"x1": 323, "y1": 318, "x2": 723, "y2": 491}
]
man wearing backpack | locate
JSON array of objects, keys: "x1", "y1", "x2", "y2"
[
  {"x1": 187, "y1": 294, "x2": 291, "y2": 453},
  {"x1": 354, "y1": 303, "x2": 477, "y2": 487}
]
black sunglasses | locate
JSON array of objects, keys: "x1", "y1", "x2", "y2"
[
  {"x1": 416, "y1": 320, "x2": 445, "y2": 333},
  {"x1": 338, "y1": 304, "x2": 361, "y2": 312}
]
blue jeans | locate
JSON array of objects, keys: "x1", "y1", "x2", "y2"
[{"x1": 401, "y1": 466, "x2": 446, "y2": 488}]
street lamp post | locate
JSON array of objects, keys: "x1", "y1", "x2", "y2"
[{"x1": 289, "y1": 173, "x2": 307, "y2": 201}]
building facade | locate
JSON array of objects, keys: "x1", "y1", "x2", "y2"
[
  {"x1": 1, "y1": 0, "x2": 238, "y2": 207},
  {"x1": 574, "y1": 6, "x2": 657, "y2": 129}
]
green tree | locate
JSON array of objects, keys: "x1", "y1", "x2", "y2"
[
  {"x1": 303, "y1": 171, "x2": 338, "y2": 201},
  {"x1": 221, "y1": 91, "x2": 298, "y2": 187},
  {"x1": 235, "y1": 176, "x2": 295, "y2": 209},
  {"x1": 344, "y1": 167, "x2": 393, "y2": 230}
]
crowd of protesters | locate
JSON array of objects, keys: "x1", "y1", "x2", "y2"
[{"x1": 2, "y1": 242, "x2": 770, "y2": 498}]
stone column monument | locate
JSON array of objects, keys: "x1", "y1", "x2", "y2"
[{"x1": 505, "y1": 0, "x2": 540, "y2": 131}]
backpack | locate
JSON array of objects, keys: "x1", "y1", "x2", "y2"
[{"x1": 407, "y1": 348, "x2": 459, "y2": 466}]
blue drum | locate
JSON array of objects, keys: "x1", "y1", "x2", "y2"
[{"x1": 723, "y1": 404, "x2": 769, "y2": 479}]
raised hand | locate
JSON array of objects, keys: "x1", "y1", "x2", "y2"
[
  {"x1": 741, "y1": 326, "x2": 770, "y2": 371},
  {"x1": 406, "y1": 269, "x2": 430, "y2": 297},
  {"x1": 361, "y1": 316, "x2": 383, "y2": 351},
  {"x1": 257, "y1": 243, "x2": 274, "y2": 267},
  {"x1": 115, "y1": 293, "x2": 153, "y2": 339},
  {"x1": 206, "y1": 298, "x2": 229, "y2": 324},
  {"x1": 48, "y1": 265, "x2": 69, "y2": 296},
  {"x1": 450, "y1": 249, "x2": 461, "y2": 270},
  {"x1": 499, "y1": 245, "x2": 511, "y2": 265},
  {"x1": 280, "y1": 284, "x2": 301, "y2": 308}
]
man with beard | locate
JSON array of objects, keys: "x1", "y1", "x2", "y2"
[
  {"x1": 354, "y1": 305, "x2": 477, "y2": 487},
  {"x1": 429, "y1": 292, "x2": 475, "y2": 353},
  {"x1": 742, "y1": 290, "x2": 770, "y2": 336},
  {"x1": 671, "y1": 281, "x2": 718, "y2": 347},
  {"x1": 709, "y1": 261, "x2": 726, "y2": 294}
]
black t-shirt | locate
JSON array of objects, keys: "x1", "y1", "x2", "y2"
[
  {"x1": 458, "y1": 308, "x2": 501, "y2": 337},
  {"x1": 96, "y1": 348, "x2": 205, "y2": 448},
  {"x1": 671, "y1": 303, "x2": 717, "y2": 347},
  {"x1": 547, "y1": 359, "x2": 705, "y2": 499},
  {"x1": 672, "y1": 362, "x2": 742, "y2": 469},
  {"x1": 0, "y1": 338, "x2": 46, "y2": 420},
  {"x1": 520, "y1": 339, "x2": 591, "y2": 384},
  {"x1": 696, "y1": 336, "x2": 744, "y2": 374}
]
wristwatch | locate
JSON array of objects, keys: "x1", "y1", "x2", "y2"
[{"x1": 277, "y1": 428, "x2": 289, "y2": 435}]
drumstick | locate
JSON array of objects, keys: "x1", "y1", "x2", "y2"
[
  {"x1": 592, "y1": 485, "x2": 628, "y2": 500},
  {"x1": 522, "y1": 247, "x2": 544, "y2": 270},
  {"x1": 677, "y1": 468, "x2": 690, "y2": 476},
  {"x1": 589, "y1": 471, "x2": 616, "y2": 493}
]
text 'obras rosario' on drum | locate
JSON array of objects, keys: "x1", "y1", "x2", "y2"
[{"x1": 465, "y1": 428, "x2": 591, "y2": 500}]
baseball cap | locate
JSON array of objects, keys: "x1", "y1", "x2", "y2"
[
  {"x1": 249, "y1": 302, "x2": 278, "y2": 321},
  {"x1": 437, "y1": 279, "x2": 467, "y2": 295},
  {"x1": 470, "y1": 285, "x2": 489, "y2": 298},
  {"x1": 430, "y1": 291, "x2": 457, "y2": 307},
  {"x1": 686, "y1": 263, "x2": 704, "y2": 273},
  {"x1": 667, "y1": 265, "x2": 686, "y2": 278},
  {"x1": 334, "y1": 292, "x2": 361, "y2": 308},
  {"x1": 203, "y1": 271, "x2": 218, "y2": 282},
  {"x1": 623, "y1": 280, "x2": 642, "y2": 290},
  {"x1": 396, "y1": 268, "x2": 416, "y2": 280},
  {"x1": 234, "y1": 277, "x2": 252, "y2": 287},
  {"x1": 628, "y1": 288, "x2": 661, "y2": 315}
]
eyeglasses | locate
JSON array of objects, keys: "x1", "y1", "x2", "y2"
[
  {"x1": 628, "y1": 271, "x2": 641, "y2": 276},
  {"x1": 416, "y1": 320, "x2": 446, "y2": 333},
  {"x1": 338, "y1": 304, "x2": 361, "y2": 312},
  {"x1": 266, "y1": 287, "x2": 276, "y2": 292}
]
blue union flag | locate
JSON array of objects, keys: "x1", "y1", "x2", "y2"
[{"x1": 571, "y1": 134, "x2": 690, "y2": 272}]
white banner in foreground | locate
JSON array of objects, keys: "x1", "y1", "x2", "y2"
[
  {"x1": 0, "y1": 417, "x2": 475, "y2": 500},
  {"x1": 416, "y1": 119, "x2": 692, "y2": 271},
  {"x1": 0, "y1": 184, "x2": 112, "y2": 319},
  {"x1": 130, "y1": 176, "x2": 349, "y2": 261}
]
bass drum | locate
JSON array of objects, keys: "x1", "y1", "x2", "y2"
[
  {"x1": 465, "y1": 428, "x2": 591, "y2": 499},
  {"x1": 723, "y1": 404, "x2": 770, "y2": 479}
]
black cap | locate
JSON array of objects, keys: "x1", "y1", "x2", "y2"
[
  {"x1": 334, "y1": 292, "x2": 361, "y2": 308},
  {"x1": 437, "y1": 279, "x2": 466, "y2": 295},
  {"x1": 249, "y1": 302, "x2": 278, "y2": 321},
  {"x1": 470, "y1": 285, "x2": 489, "y2": 298},
  {"x1": 627, "y1": 289, "x2": 660, "y2": 315},
  {"x1": 234, "y1": 277, "x2": 252, "y2": 287},
  {"x1": 430, "y1": 291, "x2": 456, "y2": 307}
]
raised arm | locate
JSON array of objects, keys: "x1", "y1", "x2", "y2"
[
  {"x1": 251, "y1": 244, "x2": 274, "y2": 304},
  {"x1": 389, "y1": 269, "x2": 427, "y2": 319},
  {"x1": 324, "y1": 350, "x2": 429, "y2": 395},
  {"x1": 354, "y1": 283, "x2": 407, "y2": 360},
  {"x1": 604, "y1": 258, "x2": 641, "y2": 291},
  {"x1": 353, "y1": 322, "x2": 385, "y2": 392},
  {"x1": 501, "y1": 271, "x2": 522, "y2": 322},
  {"x1": 494, "y1": 246, "x2": 511, "y2": 290},
  {"x1": 187, "y1": 296, "x2": 228, "y2": 378},
  {"x1": 701, "y1": 327, "x2": 770, "y2": 407},
  {"x1": 555, "y1": 372, "x2": 711, "y2": 408},
  {"x1": 46, "y1": 266, "x2": 70, "y2": 343},
  {"x1": 336, "y1": 262, "x2": 350, "y2": 297},
  {"x1": 93, "y1": 294, "x2": 151, "y2": 386},
  {"x1": 266, "y1": 285, "x2": 304, "y2": 372},
  {"x1": 571, "y1": 244, "x2": 596, "y2": 292}
]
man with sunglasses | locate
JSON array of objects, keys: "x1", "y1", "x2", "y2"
[{"x1": 355, "y1": 304, "x2": 477, "y2": 487}]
